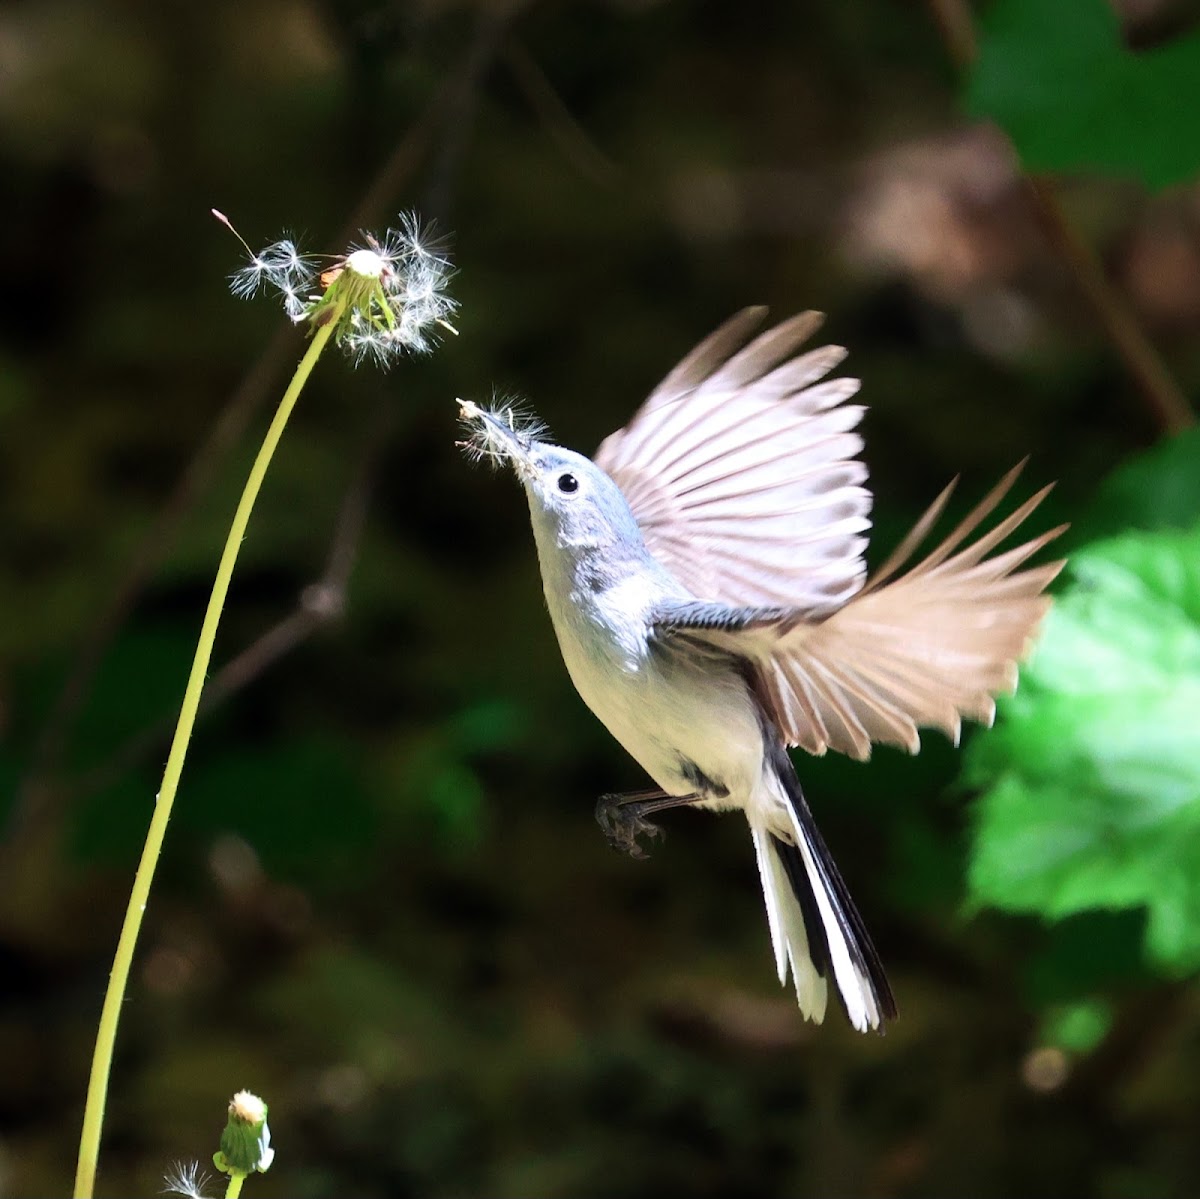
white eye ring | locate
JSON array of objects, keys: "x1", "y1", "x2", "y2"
[{"x1": 557, "y1": 472, "x2": 579, "y2": 494}]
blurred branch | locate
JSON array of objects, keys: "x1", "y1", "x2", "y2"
[
  {"x1": 202, "y1": 413, "x2": 378, "y2": 709},
  {"x1": 503, "y1": 38, "x2": 623, "y2": 188},
  {"x1": 1024, "y1": 174, "x2": 1194, "y2": 435},
  {"x1": 7, "y1": 42, "x2": 493, "y2": 847},
  {"x1": 423, "y1": 9, "x2": 512, "y2": 223},
  {"x1": 925, "y1": 0, "x2": 1194, "y2": 436},
  {"x1": 67, "y1": 410, "x2": 388, "y2": 802},
  {"x1": 926, "y1": 0, "x2": 978, "y2": 71}
]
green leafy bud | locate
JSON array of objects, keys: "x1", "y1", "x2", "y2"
[{"x1": 213, "y1": 1090, "x2": 275, "y2": 1177}]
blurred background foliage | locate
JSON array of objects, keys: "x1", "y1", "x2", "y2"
[{"x1": 1, "y1": 0, "x2": 1198, "y2": 1195}]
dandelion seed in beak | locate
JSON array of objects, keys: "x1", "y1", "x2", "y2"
[{"x1": 456, "y1": 397, "x2": 547, "y2": 467}]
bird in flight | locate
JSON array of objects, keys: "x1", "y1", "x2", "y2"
[{"x1": 460, "y1": 308, "x2": 1065, "y2": 1031}]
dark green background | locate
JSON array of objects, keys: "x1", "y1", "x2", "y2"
[{"x1": 2, "y1": 0, "x2": 1199, "y2": 1195}]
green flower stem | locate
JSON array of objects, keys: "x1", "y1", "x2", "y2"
[
  {"x1": 225, "y1": 1174, "x2": 246, "y2": 1199},
  {"x1": 73, "y1": 310, "x2": 343, "y2": 1199}
]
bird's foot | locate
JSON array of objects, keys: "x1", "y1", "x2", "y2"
[
  {"x1": 594, "y1": 789, "x2": 698, "y2": 859},
  {"x1": 596, "y1": 793, "x2": 663, "y2": 858}
]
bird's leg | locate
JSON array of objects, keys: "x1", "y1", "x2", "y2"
[{"x1": 595, "y1": 788, "x2": 699, "y2": 859}]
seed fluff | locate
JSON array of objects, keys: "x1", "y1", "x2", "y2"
[
  {"x1": 162, "y1": 1160, "x2": 214, "y2": 1199},
  {"x1": 457, "y1": 397, "x2": 548, "y2": 467},
  {"x1": 215, "y1": 208, "x2": 457, "y2": 366}
]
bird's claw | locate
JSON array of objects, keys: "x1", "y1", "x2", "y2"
[{"x1": 595, "y1": 794, "x2": 665, "y2": 859}]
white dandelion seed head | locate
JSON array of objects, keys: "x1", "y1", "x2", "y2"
[
  {"x1": 221, "y1": 208, "x2": 456, "y2": 365},
  {"x1": 344, "y1": 247, "x2": 387, "y2": 280},
  {"x1": 162, "y1": 1159, "x2": 214, "y2": 1199},
  {"x1": 331, "y1": 217, "x2": 456, "y2": 366}
]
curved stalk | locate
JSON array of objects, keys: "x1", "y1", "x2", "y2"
[{"x1": 74, "y1": 313, "x2": 341, "y2": 1198}]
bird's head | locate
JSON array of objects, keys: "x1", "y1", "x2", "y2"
[{"x1": 457, "y1": 399, "x2": 646, "y2": 561}]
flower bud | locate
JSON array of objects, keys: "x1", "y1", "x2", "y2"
[{"x1": 213, "y1": 1090, "x2": 275, "y2": 1176}]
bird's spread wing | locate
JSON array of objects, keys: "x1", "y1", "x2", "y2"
[
  {"x1": 651, "y1": 464, "x2": 1067, "y2": 760},
  {"x1": 594, "y1": 308, "x2": 870, "y2": 613}
]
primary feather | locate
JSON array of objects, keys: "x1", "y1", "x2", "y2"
[{"x1": 595, "y1": 308, "x2": 871, "y2": 614}]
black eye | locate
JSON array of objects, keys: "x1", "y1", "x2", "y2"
[{"x1": 557, "y1": 472, "x2": 579, "y2": 494}]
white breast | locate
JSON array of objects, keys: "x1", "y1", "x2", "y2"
[{"x1": 543, "y1": 570, "x2": 766, "y2": 808}]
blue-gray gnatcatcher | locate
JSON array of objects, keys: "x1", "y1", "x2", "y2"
[{"x1": 458, "y1": 308, "x2": 1065, "y2": 1032}]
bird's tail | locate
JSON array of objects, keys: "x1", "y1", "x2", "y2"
[{"x1": 749, "y1": 744, "x2": 895, "y2": 1032}]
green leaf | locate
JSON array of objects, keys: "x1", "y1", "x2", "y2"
[
  {"x1": 1080, "y1": 426, "x2": 1200, "y2": 542},
  {"x1": 966, "y1": 0, "x2": 1200, "y2": 189},
  {"x1": 966, "y1": 522, "x2": 1200, "y2": 972}
]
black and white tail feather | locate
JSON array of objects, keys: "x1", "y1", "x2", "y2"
[{"x1": 751, "y1": 740, "x2": 894, "y2": 1032}]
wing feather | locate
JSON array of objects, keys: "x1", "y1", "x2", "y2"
[
  {"x1": 595, "y1": 309, "x2": 871, "y2": 612},
  {"x1": 643, "y1": 307, "x2": 774, "y2": 408},
  {"x1": 655, "y1": 468, "x2": 1067, "y2": 760}
]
